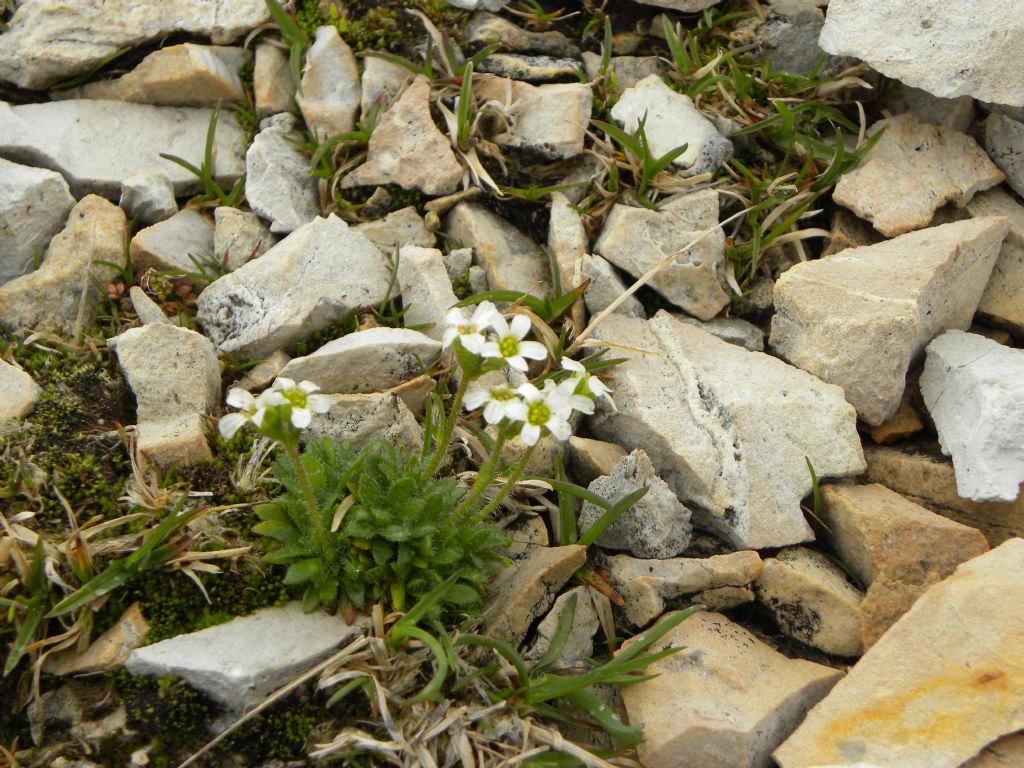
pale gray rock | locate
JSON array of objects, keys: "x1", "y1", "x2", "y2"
[
  {"x1": 466, "y1": 12, "x2": 579, "y2": 57},
  {"x1": 581, "y1": 53, "x2": 664, "y2": 89},
  {"x1": 245, "y1": 117, "x2": 319, "y2": 234},
  {"x1": 984, "y1": 112, "x2": 1024, "y2": 199},
  {"x1": 589, "y1": 312, "x2": 865, "y2": 549},
  {"x1": 468, "y1": 265, "x2": 489, "y2": 294},
  {"x1": 234, "y1": 349, "x2": 290, "y2": 393},
  {"x1": 396, "y1": 246, "x2": 458, "y2": 341},
  {"x1": 524, "y1": 587, "x2": 601, "y2": 670},
  {"x1": 579, "y1": 449, "x2": 692, "y2": 559},
  {"x1": 920, "y1": 331, "x2": 1024, "y2": 503},
  {"x1": 359, "y1": 56, "x2": 409, "y2": 118},
  {"x1": 278, "y1": 327, "x2": 441, "y2": 394},
  {"x1": 476, "y1": 53, "x2": 580, "y2": 83},
  {"x1": 119, "y1": 172, "x2": 177, "y2": 226},
  {"x1": 0, "y1": 0, "x2": 269, "y2": 90},
  {"x1": 882, "y1": 83, "x2": 975, "y2": 133},
  {"x1": 108, "y1": 323, "x2": 220, "y2": 468},
  {"x1": 446, "y1": 202, "x2": 550, "y2": 297},
  {"x1": 354, "y1": 206, "x2": 435, "y2": 252},
  {"x1": 567, "y1": 436, "x2": 628, "y2": 486},
  {"x1": 547, "y1": 191, "x2": 587, "y2": 328},
  {"x1": 0, "y1": 99, "x2": 246, "y2": 199},
  {"x1": 633, "y1": 0, "x2": 721, "y2": 9},
  {"x1": 443, "y1": 247, "x2": 473, "y2": 281},
  {"x1": 126, "y1": 602, "x2": 367, "y2": 713},
  {"x1": 676, "y1": 315, "x2": 765, "y2": 351},
  {"x1": 594, "y1": 191, "x2": 728, "y2": 320},
  {"x1": 445, "y1": 0, "x2": 512, "y2": 10},
  {"x1": 610, "y1": 75, "x2": 732, "y2": 176},
  {"x1": 129, "y1": 286, "x2": 172, "y2": 326},
  {"x1": 129, "y1": 208, "x2": 214, "y2": 285},
  {"x1": 762, "y1": 0, "x2": 842, "y2": 75},
  {"x1": 819, "y1": 0, "x2": 1024, "y2": 107},
  {"x1": 0, "y1": 358, "x2": 39, "y2": 422},
  {"x1": 343, "y1": 76, "x2": 463, "y2": 195},
  {"x1": 554, "y1": 153, "x2": 607, "y2": 204},
  {"x1": 0, "y1": 157, "x2": 75, "y2": 285},
  {"x1": 196, "y1": 215, "x2": 391, "y2": 359},
  {"x1": 213, "y1": 207, "x2": 272, "y2": 272},
  {"x1": 770, "y1": 217, "x2": 1009, "y2": 425},
  {"x1": 254, "y1": 42, "x2": 296, "y2": 118},
  {"x1": 305, "y1": 392, "x2": 424, "y2": 456},
  {"x1": 297, "y1": 26, "x2": 360, "y2": 140},
  {"x1": 621, "y1": 611, "x2": 842, "y2": 768},
  {"x1": 964, "y1": 188, "x2": 1024, "y2": 334},
  {"x1": 579, "y1": 253, "x2": 645, "y2": 318}
]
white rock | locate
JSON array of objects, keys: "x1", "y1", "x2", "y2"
[
  {"x1": 818, "y1": 0, "x2": 1024, "y2": 107},
  {"x1": 466, "y1": 11, "x2": 579, "y2": 58},
  {"x1": 770, "y1": 217, "x2": 1009, "y2": 425},
  {"x1": 579, "y1": 449, "x2": 692, "y2": 559},
  {"x1": 634, "y1": 0, "x2": 722, "y2": 9},
  {"x1": 964, "y1": 188, "x2": 1024, "y2": 334},
  {"x1": 579, "y1": 253, "x2": 645, "y2": 318},
  {"x1": 0, "y1": 0, "x2": 269, "y2": 90},
  {"x1": 984, "y1": 112, "x2": 1024, "y2": 199},
  {"x1": 832, "y1": 114, "x2": 1004, "y2": 237},
  {"x1": 129, "y1": 286, "x2": 172, "y2": 326},
  {"x1": 581, "y1": 53, "x2": 664, "y2": 89},
  {"x1": 0, "y1": 99, "x2": 246, "y2": 199},
  {"x1": 196, "y1": 215, "x2": 391, "y2": 360},
  {"x1": 610, "y1": 75, "x2": 732, "y2": 176},
  {"x1": 775, "y1": 539, "x2": 1024, "y2": 768},
  {"x1": 360, "y1": 56, "x2": 410, "y2": 119},
  {"x1": 354, "y1": 206, "x2": 435, "y2": 252},
  {"x1": 305, "y1": 392, "x2": 423, "y2": 456},
  {"x1": 108, "y1": 323, "x2": 220, "y2": 468},
  {"x1": 0, "y1": 157, "x2": 74, "y2": 285},
  {"x1": 396, "y1": 246, "x2": 458, "y2": 342},
  {"x1": 589, "y1": 312, "x2": 865, "y2": 549},
  {"x1": 245, "y1": 118, "x2": 319, "y2": 234},
  {"x1": 254, "y1": 42, "x2": 296, "y2": 118},
  {"x1": 297, "y1": 26, "x2": 360, "y2": 141},
  {"x1": 278, "y1": 327, "x2": 441, "y2": 394},
  {"x1": 125, "y1": 602, "x2": 366, "y2": 713},
  {"x1": 444, "y1": 0, "x2": 512, "y2": 11},
  {"x1": 676, "y1": 315, "x2": 765, "y2": 351},
  {"x1": 524, "y1": 586, "x2": 601, "y2": 670},
  {"x1": 594, "y1": 191, "x2": 729, "y2": 320},
  {"x1": 920, "y1": 331, "x2": 1024, "y2": 503},
  {"x1": 548, "y1": 191, "x2": 587, "y2": 328},
  {"x1": 620, "y1": 611, "x2": 842, "y2": 768},
  {"x1": 129, "y1": 208, "x2": 214, "y2": 285},
  {"x1": 119, "y1": 172, "x2": 177, "y2": 226},
  {"x1": 0, "y1": 358, "x2": 39, "y2": 422},
  {"x1": 213, "y1": 207, "x2": 272, "y2": 272}
]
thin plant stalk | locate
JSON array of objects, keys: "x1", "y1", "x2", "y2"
[
  {"x1": 282, "y1": 440, "x2": 329, "y2": 554},
  {"x1": 468, "y1": 443, "x2": 537, "y2": 524},
  {"x1": 452, "y1": 427, "x2": 510, "y2": 519},
  {"x1": 424, "y1": 376, "x2": 468, "y2": 478}
]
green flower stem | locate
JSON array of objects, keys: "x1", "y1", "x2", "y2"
[
  {"x1": 282, "y1": 439, "x2": 329, "y2": 554},
  {"x1": 452, "y1": 427, "x2": 510, "y2": 521},
  {"x1": 469, "y1": 442, "x2": 537, "y2": 524},
  {"x1": 424, "y1": 375, "x2": 469, "y2": 478}
]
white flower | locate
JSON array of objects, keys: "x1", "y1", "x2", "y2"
[
  {"x1": 560, "y1": 357, "x2": 615, "y2": 411},
  {"x1": 442, "y1": 300, "x2": 498, "y2": 354},
  {"x1": 481, "y1": 313, "x2": 548, "y2": 372},
  {"x1": 219, "y1": 387, "x2": 274, "y2": 439},
  {"x1": 464, "y1": 383, "x2": 528, "y2": 425},
  {"x1": 271, "y1": 378, "x2": 331, "y2": 429},
  {"x1": 515, "y1": 381, "x2": 573, "y2": 446}
]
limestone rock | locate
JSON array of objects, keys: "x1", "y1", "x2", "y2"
[
  {"x1": 589, "y1": 312, "x2": 865, "y2": 549},
  {"x1": 882, "y1": 83, "x2": 975, "y2": 133},
  {"x1": 832, "y1": 114, "x2": 1003, "y2": 237},
  {"x1": 579, "y1": 253, "x2": 645, "y2": 318},
  {"x1": 867, "y1": 388, "x2": 924, "y2": 445},
  {"x1": 921, "y1": 331, "x2": 1024, "y2": 502},
  {"x1": 0, "y1": 157, "x2": 75, "y2": 285},
  {"x1": 818, "y1": 0, "x2": 1024, "y2": 107},
  {"x1": 963, "y1": 187, "x2": 1024, "y2": 334},
  {"x1": 354, "y1": 206, "x2": 435, "y2": 252},
  {"x1": 129, "y1": 286, "x2": 172, "y2": 326},
  {"x1": 446, "y1": 202, "x2": 550, "y2": 297},
  {"x1": 126, "y1": 602, "x2": 367, "y2": 713},
  {"x1": 475, "y1": 76, "x2": 591, "y2": 159},
  {"x1": 129, "y1": 208, "x2": 214, "y2": 285},
  {"x1": 822, "y1": 208, "x2": 879, "y2": 258},
  {"x1": 631, "y1": 0, "x2": 722, "y2": 12},
  {"x1": 548, "y1": 192, "x2": 587, "y2": 329},
  {"x1": 445, "y1": 0, "x2": 512, "y2": 12},
  {"x1": 466, "y1": 12, "x2": 579, "y2": 58},
  {"x1": 984, "y1": 113, "x2": 1024, "y2": 198},
  {"x1": 245, "y1": 117, "x2": 319, "y2": 234},
  {"x1": 108, "y1": 323, "x2": 220, "y2": 467},
  {"x1": 567, "y1": 436, "x2": 627, "y2": 486},
  {"x1": 964, "y1": 733, "x2": 1024, "y2": 768},
  {"x1": 233, "y1": 350, "x2": 290, "y2": 393},
  {"x1": 775, "y1": 539, "x2": 1024, "y2": 768},
  {"x1": 359, "y1": 56, "x2": 409, "y2": 118},
  {"x1": 67, "y1": 44, "x2": 246, "y2": 107},
  {"x1": 305, "y1": 393, "x2": 423, "y2": 456},
  {"x1": 503, "y1": 516, "x2": 550, "y2": 559},
  {"x1": 594, "y1": 192, "x2": 728, "y2": 320},
  {"x1": 47, "y1": 603, "x2": 148, "y2": 676},
  {"x1": 0, "y1": 195, "x2": 126, "y2": 337},
  {"x1": 610, "y1": 75, "x2": 732, "y2": 176},
  {"x1": 386, "y1": 374, "x2": 435, "y2": 416},
  {"x1": 676, "y1": 315, "x2": 764, "y2": 351},
  {"x1": 756, "y1": 546, "x2": 865, "y2": 657},
  {"x1": 579, "y1": 449, "x2": 692, "y2": 559},
  {"x1": 254, "y1": 42, "x2": 296, "y2": 118},
  {"x1": 396, "y1": 246, "x2": 458, "y2": 342},
  {"x1": 621, "y1": 611, "x2": 842, "y2": 768},
  {"x1": 343, "y1": 76, "x2": 462, "y2": 195},
  {"x1": 770, "y1": 217, "x2": 1009, "y2": 425},
  {"x1": 297, "y1": 26, "x2": 360, "y2": 140},
  {"x1": 819, "y1": 483, "x2": 989, "y2": 648},
  {"x1": 581, "y1": 53, "x2": 664, "y2": 89},
  {"x1": 0, "y1": 0, "x2": 269, "y2": 90},
  {"x1": 0, "y1": 99, "x2": 246, "y2": 198},
  {"x1": 196, "y1": 215, "x2": 391, "y2": 359},
  {"x1": 476, "y1": 53, "x2": 580, "y2": 83},
  {"x1": 278, "y1": 327, "x2": 441, "y2": 394},
  {"x1": 0, "y1": 358, "x2": 39, "y2": 422},
  {"x1": 596, "y1": 549, "x2": 763, "y2": 626},
  {"x1": 213, "y1": 207, "x2": 272, "y2": 272},
  {"x1": 524, "y1": 586, "x2": 602, "y2": 670},
  {"x1": 119, "y1": 172, "x2": 177, "y2": 226}
]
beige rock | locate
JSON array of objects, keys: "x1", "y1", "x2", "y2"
[
  {"x1": 579, "y1": 252, "x2": 646, "y2": 319},
  {"x1": 567, "y1": 436, "x2": 627, "y2": 486},
  {"x1": 305, "y1": 392, "x2": 423, "y2": 456},
  {"x1": 385, "y1": 374, "x2": 435, "y2": 415},
  {"x1": 245, "y1": 116, "x2": 319, "y2": 234},
  {"x1": 0, "y1": 157, "x2": 75, "y2": 285},
  {"x1": 770, "y1": 217, "x2": 1009, "y2": 425},
  {"x1": 820, "y1": 483, "x2": 990, "y2": 648},
  {"x1": 547, "y1": 192, "x2": 587, "y2": 332},
  {"x1": 485, "y1": 544, "x2": 586, "y2": 644},
  {"x1": 756, "y1": 546, "x2": 865, "y2": 657},
  {"x1": 881, "y1": 83, "x2": 975, "y2": 133},
  {"x1": 213, "y1": 207, "x2": 273, "y2": 271},
  {"x1": 47, "y1": 603, "x2": 148, "y2": 675},
  {"x1": 354, "y1": 206, "x2": 435, "y2": 252},
  {"x1": 343, "y1": 76, "x2": 462, "y2": 196},
  {"x1": 130, "y1": 208, "x2": 215, "y2": 286},
  {"x1": 396, "y1": 246, "x2": 458, "y2": 342},
  {"x1": 0, "y1": 196, "x2": 126, "y2": 337},
  {"x1": 596, "y1": 549, "x2": 763, "y2": 626},
  {"x1": 822, "y1": 207, "x2": 879, "y2": 257},
  {"x1": 503, "y1": 515, "x2": 550, "y2": 559},
  {"x1": 774, "y1": 539, "x2": 1024, "y2": 768},
  {"x1": 297, "y1": 26, "x2": 360, "y2": 140},
  {"x1": 465, "y1": 11, "x2": 579, "y2": 58},
  {"x1": 524, "y1": 586, "x2": 602, "y2": 670},
  {"x1": 234, "y1": 350, "x2": 290, "y2": 392},
  {"x1": 621, "y1": 611, "x2": 843, "y2": 768},
  {"x1": 833, "y1": 114, "x2": 1003, "y2": 237},
  {"x1": 0, "y1": 358, "x2": 39, "y2": 421},
  {"x1": 254, "y1": 42, "x2": 296, "y2": 118},
  {"x1": 476, "y1": 53, "x2": 579, "y2": 82},
  {"x1": 697, "y1": 584, "x2": 755, "y2": 611},
  {"x1": 129, "y1": 286, "x2": 172, "y2": 326},
  {"x1": 963, "y1": 187, "x2": 1024, "y2": 334},
  {"x1": 675, "y1": 315, "x2": 765, "y2": 352},
  {"x1": 963, "y1": 732, "x2": 1024, "y2": 768},
  {"x1": 359, "y1": 56, "x2": 409, "y2": 118},
  {"x1": 868, "y1": 388, "x2": 924, "y2": 445},
  {"x1": 119, "y1": 171, "x2": 177, "y2": 225}
]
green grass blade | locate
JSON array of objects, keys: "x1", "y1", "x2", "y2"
[{"x1": 576, "y1": 487, "x2": 648, "y2": 548}]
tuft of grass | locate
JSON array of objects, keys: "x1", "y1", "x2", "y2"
[{"x1": 160, "y1": 109, "x2": 246, "y2": 208}]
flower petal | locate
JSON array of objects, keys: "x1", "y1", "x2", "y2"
[
  {"x1": 520, "y1": 423, "x2": 541, "y2": 446},
  {"x1": 509, "y1": 313, "x2": 531, "y2": 340},
  {"x1": 464, "y1": 387, "x2": 490, "y2": 410},
  {"x1": 460, "y1": 333, "x2": 487, "y2": 355},
  {"x1": 480, "y1": 341, "x2": 503, "y2": 359},
  {"x1": 307, "y1": 394, "x2": 332, "y2": 413},
  {"x1": 291, "y1": 407, "x2": 312, "y2": 429},
  {"x1": 489, "y1": 311, "x2": 510, "y2": 336},
  {"x1": 505, "y1": 354, "x2": 529, "y2": 372},
  {"x1": 561, "y1": 357, "x2": 585, "y2": 373},
  {"x1": 298, "y1": 380, "x2": 321, "y2": 394},
  {"x1": 273, "y1": 377, "x2": 296, "y2": 391},
  {"x1": 516, "y1": 382, "x2": 541, "y2": 402},
  {"x1": 518, "y1": 340, "x2": 548, "y2": 361},
  {"x1": 226, "y1": 388, "x2": 256, "y2": 409},
  {"x1": 546, "y1": 417, "x2": 572, "y2": 441},
  {"x1": 218, "y1": 412, "x2": 248, "y2": 439}
]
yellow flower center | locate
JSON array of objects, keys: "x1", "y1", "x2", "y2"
[
  {"x1": 498, "y1": 336, "x2": 519, "y2": 358},
  {"x1": 527, "y1": 400, "x2": 550, "y2": 426}
]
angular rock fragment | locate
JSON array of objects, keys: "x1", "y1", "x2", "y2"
[
  {"x1": 590, "y1": 312, "x2": 865, "y2": 549},
  {"x1": 548, "y1": 192, "x2": 587, "y2": 328},
  {"x1": 129, "y1": 286, "x2": 172, "y2": 326},
  {"x1": 579, "y1": 253, "x2": 645, "y2": 318},
  {"x1": 621, "y1": 611, "x2": 842, "y2": 768},
  {"x1": 466, "y1": 12, "x2": 580, "y2": 57},
  {"x1": 676, "y1": 315, "x2": 764, "y2": 351},
  {"x1": 359, "y1": 56, "x2": 409, "y2": 118},
  {"x1": 475, "y1": 76, "x2": 591, "y2": 159},
  {"x1": 0, "y1": 99, "x2": 246, "y2": 198},
  {"x1": 761, "y1": 0, "x2": 841, "y2": 75},
  {"x1": 476, "y1": 53, "x2": 579, "y2": 82},
  {"x1": 47, "y1": 603, "x2": 148, "y2": 676},
  {"x1": 254, "y1": 42, "x2": 296, "y2": 118},
  {"x1": 832, "y1": 114, "x2": 1003, "y2": 237},
  {"x1": 0, "y1": 359, "x2": 39, "y2": 422},
  {"x1": 354, "y1": 206, "x2": 435, "y2": 251},
  {"x1": 770, "y1": 217, "x2": 1009, "y2": 425},
  {"x1": 343, "y1": 76, "x2": 463, "y2": 195},
  {"x1": 296, "y1": 26, "x2": 360, "y2": 140},
  {"x1": 305, "y1": 392, "x2": 423, "y2": 456},
  {"x1": 882, "y1": 83, "x2": 975, "y2": 133},
  {"x1": 581, "y1": 53, "x2": 664, "y2": 89},
  {"x1": 594, "y1": 191, "x2": 728, "y2": 320},
  {"x1": 921, "y1": 331, "x2": 1024, "y2": 502},
  {"x1": 632, "y1": 0, "x2": 722, "y2": 9},
  {"x1": 0, "y1": 195, "x2": 126, "y2": 337},
  {"x1": 868, "y1": 388, "x2": 924, "y2": 445},
  {"x1": 213, "y1": 207, "x2": 272, "y2": 272},
  {"x1": 964, "y1": 733, "x2": 1024, "y2": 768},
  {"x1": 0, "y1": 157, "x2": 75, "y2": 285},
  {"x1": 129, "y1": 208, "x2": 214, "y2": 285},
  {"x1": 963, "y1": 188, "x2": 1024, "y2": 334},
  {"x1": 108, "y1": 323, "x2": 220, "y2": 467},
  {"x1": 233, "y1": 350, "x2": 290, "y2": 393},
  {"x1": 245, "y1": 115, "x2": 319, "y2": 233},
  {"x1": 119, "y1": 172, "x2": 177, "y2": 226},
  {"x1": 196, "y1": 215, "x2": 391, "y2": 359},
  {"x1": 984, "y1": 112, "x2": 1024, "y2": 198},
  {"x1": 567, "y1": 436, "x2": 627, "y2": 486},
  {"x1": 775, "y1": 539, "x2": 1024, "y2": 768},
  {"x1": 396, "y1": 246, "x2": 458, "y2": 341},
  {"x1": 524, "y1": 586, "x2": 601, "y2": 670}
]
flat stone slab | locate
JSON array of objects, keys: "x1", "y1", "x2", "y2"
[
  {"x1": 129, "y1": 208, "x2": 215, "y2": 286},
  {"x1": 963, "y1": 187, "x2": 1024, "y2": 334},
  {"x1": 0, "y1": 157, "x2": 74, "y2": 285}
]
